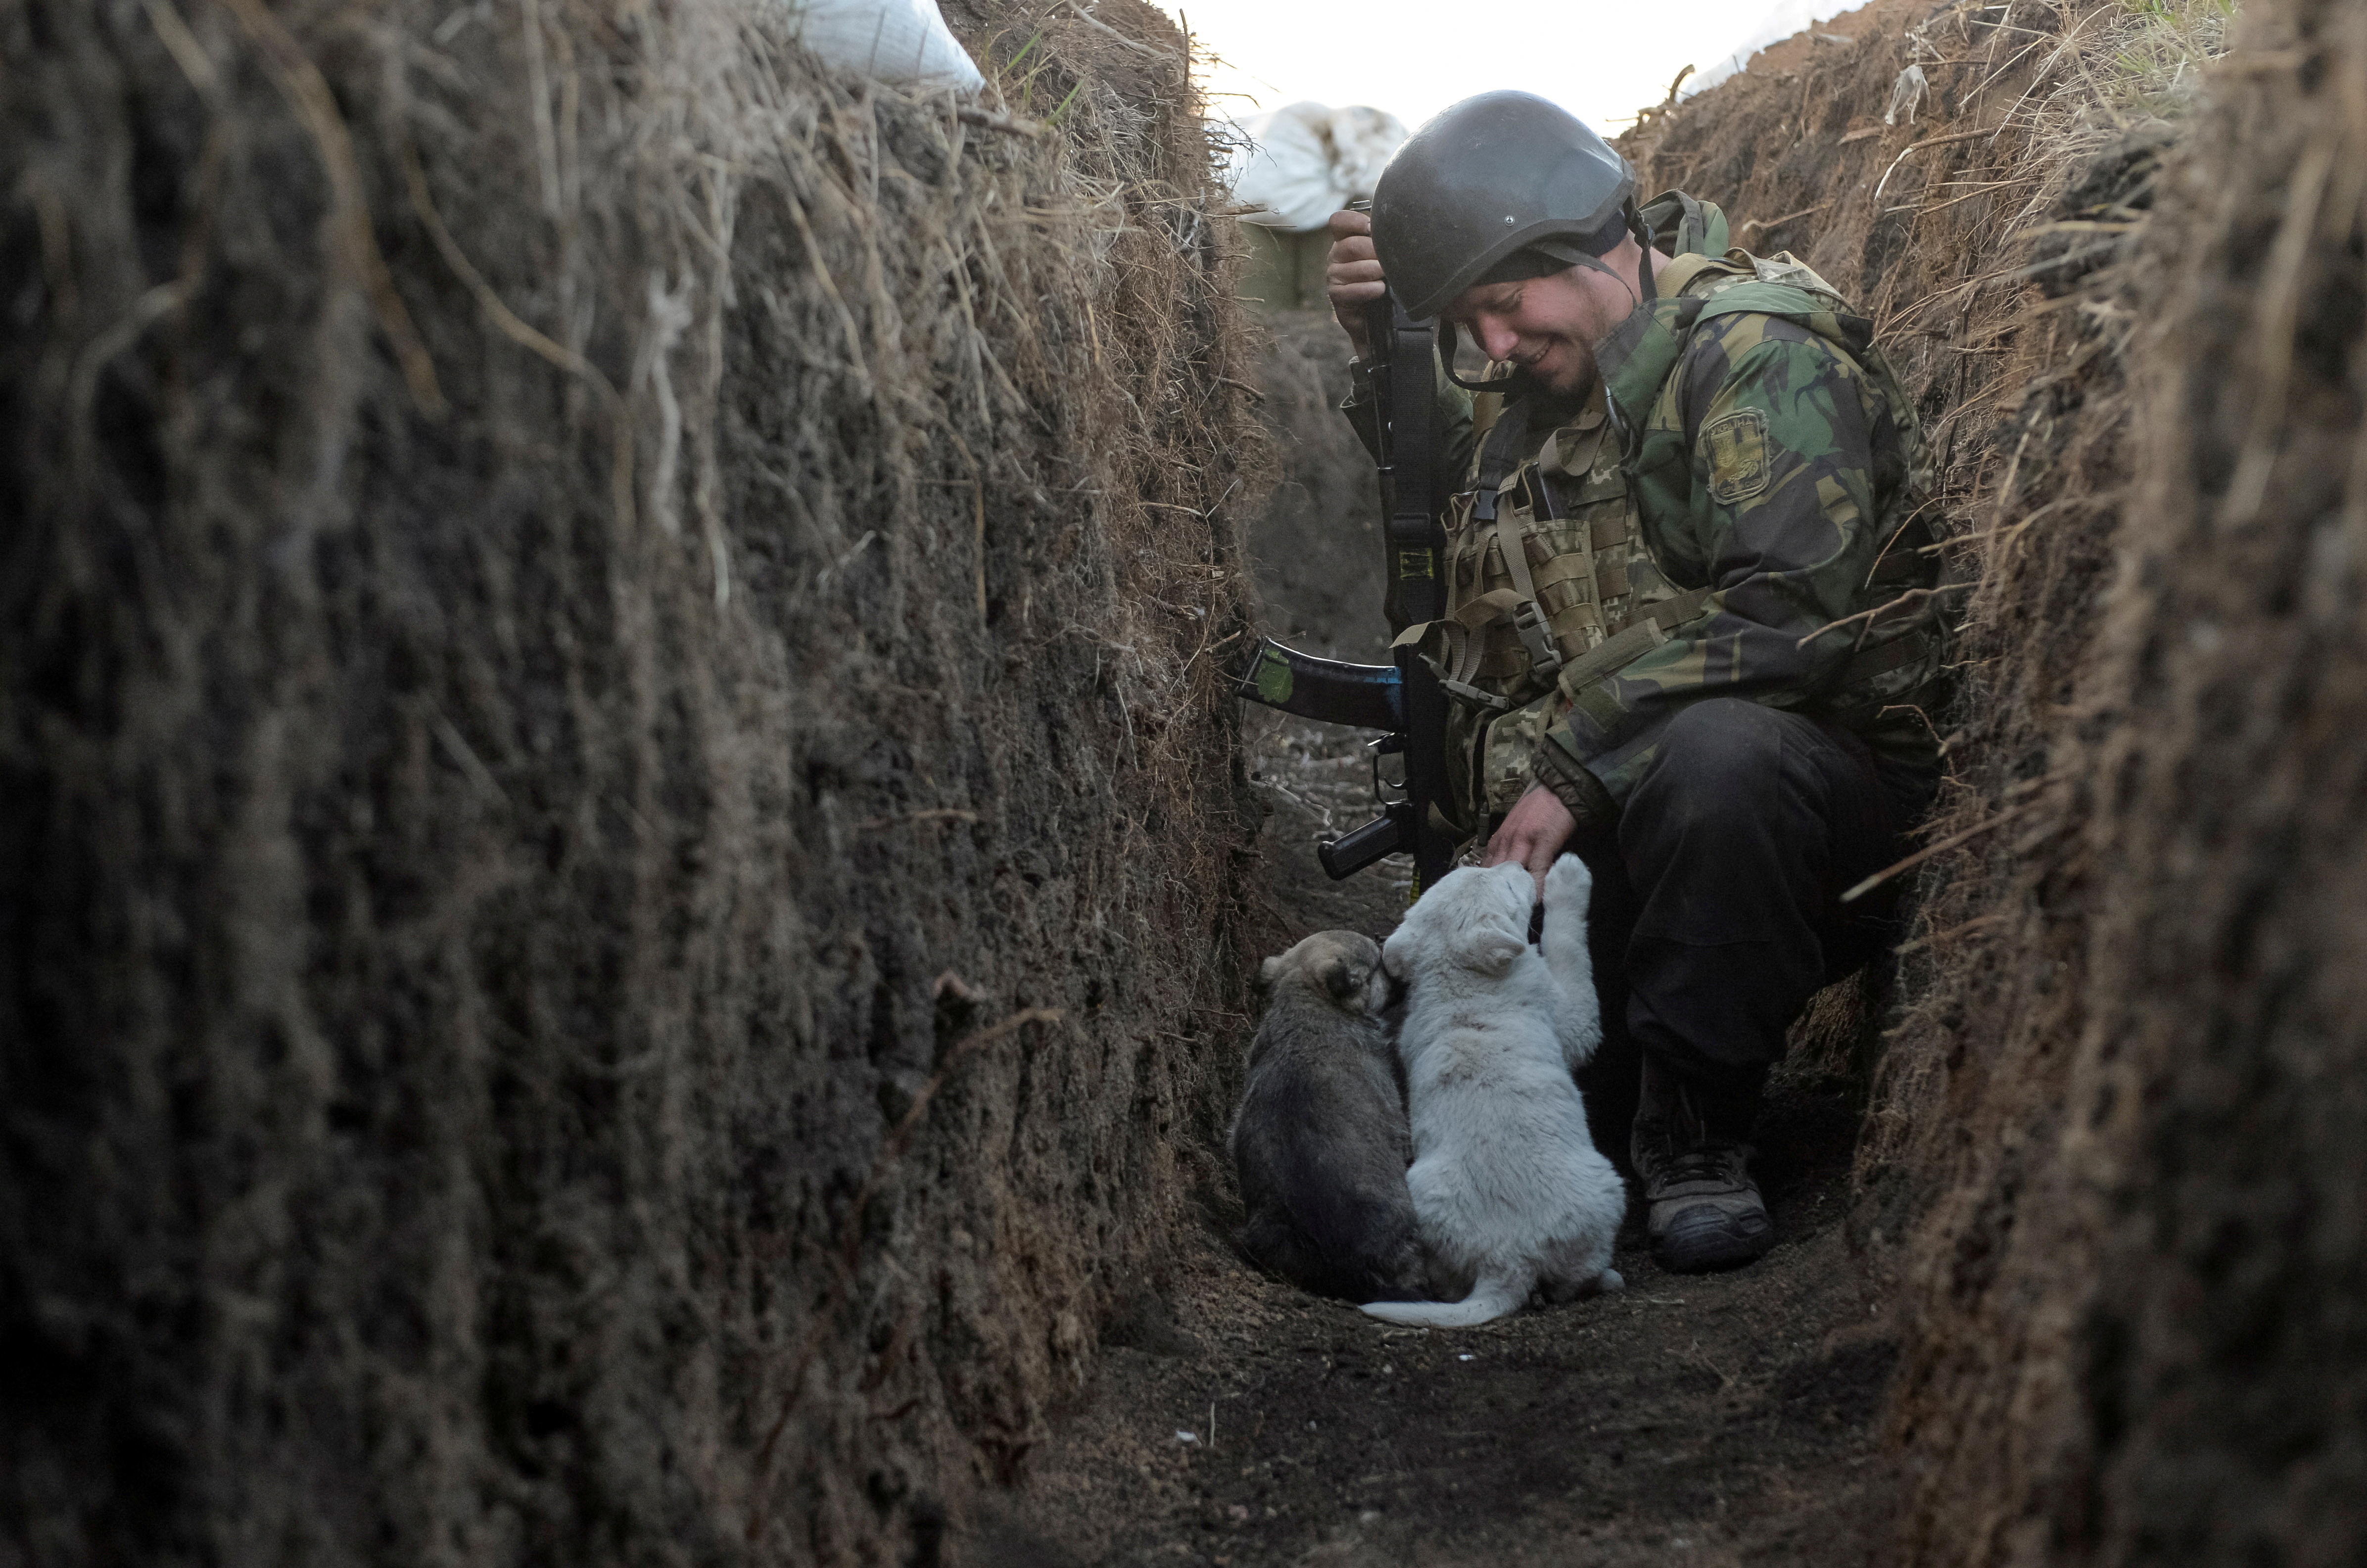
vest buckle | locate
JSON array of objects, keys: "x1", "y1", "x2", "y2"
[{"x1": 1513, "y1": 600, "x2": 1564, "y2": 676}]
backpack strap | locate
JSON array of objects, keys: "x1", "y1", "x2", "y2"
[
  {"x1": 1636, "y1": 191, "x2": 1731, "y2": 258},
  {"x1": 1653, "y1": 250, "x2": 1734, "y2": 301}
]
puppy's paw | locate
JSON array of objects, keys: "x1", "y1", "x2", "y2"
[
  {"x1": 1543, "y1": 855, "x2": 1592, "y2": 915},
  {"x1": 1596, "y1": 1267, "x2": 1625, "y2": 1296}
]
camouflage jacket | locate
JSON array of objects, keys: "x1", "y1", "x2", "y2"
[{"x1": 1346, "y1": 192, "x2": 1944, "y2": 832}]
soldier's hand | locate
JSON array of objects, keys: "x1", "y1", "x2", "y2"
[
  {"x1": 1483, "y1": 784, "x2": 1578, "y2": 901},
  {"x1": 1326, "y1": 209, "x2": 1383, "y2": 359}
]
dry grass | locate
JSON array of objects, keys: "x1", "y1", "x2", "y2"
[
  {"x1": 1619, "y1": 0, "x2": 2223, "y2": 1154},
  {"x1": 1814, "y1": 0, "x2": 2231, "y2": 1188},
  {"x1": 1626, "y1": 8, "x2": 2287, "y2": 1559},
  {"x1": 1876, "y1": 0, "x2": 2367, "y2": 1553},
  {"x1": 1, "y1": 1, "x2": 1273, "y2": 1563}
]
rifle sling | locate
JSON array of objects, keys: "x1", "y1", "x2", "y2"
[
  {"x1": 1394, "y1": 591, "x2": 1524, "y2": 711},
  {"x1": 1471, "y1": 396, "x2": 1533, "y2": 512}
]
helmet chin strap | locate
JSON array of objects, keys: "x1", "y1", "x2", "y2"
[
  {"x1": 1437, "y1": 323, "x2": 1507, "y2": 393},
  {"x1": 1438, "y1": 200, "x2": 1659, "y2": 392},
  {"x1": 1634, "y1": 201, "x2": 1658, "y2": 302},
  {"x1": 1572, "y1": 201, "x2": 1662, "y2": 368}
]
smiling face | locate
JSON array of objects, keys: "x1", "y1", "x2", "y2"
[{"x1": 1439, "y1": 238, "x2": 1661, "y2": 397}]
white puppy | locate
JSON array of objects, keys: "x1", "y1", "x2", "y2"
[{"x1": 1361, "y1": 858, "x2": 1625, "y2": 1328}]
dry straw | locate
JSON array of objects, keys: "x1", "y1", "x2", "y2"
[
  {"x1": 1886, "y1": 0, "x2": 2367, "y2": 1556},
  {"x1": 1861, "y1": 0, "x2": 2228, "y2": 1181},
  {"x1": 4, "y1": 0, "x2": 1273, "y2": 1562}
]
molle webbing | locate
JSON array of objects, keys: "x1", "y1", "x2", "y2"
[
  {"x1": 1397, "y1": 590, "x2": 1527, "y2": 710},
  {"x1": 1418, "y1": 383, "x2": 1711, "y2": 714},
  {"x1": 1552, "y1": 584, "x2": 1712, "y2": 702},
  {"x1": 1419, "y1": 503, "x2": 1708, "y2": 711},
  {"x1": 1458, "y1": 396, "x2": 1565, "y2": 684},
  {"x1": 1492, "y1": 509, "x2": 1564, "y2": 677}
]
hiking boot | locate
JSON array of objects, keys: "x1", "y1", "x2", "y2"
[{"x1": 1631, "y1": 1059, "x2": 1774, "y2": 1273}]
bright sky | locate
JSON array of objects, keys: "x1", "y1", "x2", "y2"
[{"x1": 1152, "y1": 0, "x2": 1824, "y2": 132}]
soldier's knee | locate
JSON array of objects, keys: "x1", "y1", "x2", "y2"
[{"x1": 1654, "y1": 700, "x2": 1788, "y2": 794}]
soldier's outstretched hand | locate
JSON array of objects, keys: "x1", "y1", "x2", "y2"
[
  {"x1": 1483, "y1": 784, "x2": 1578, "y2": 901},
  {"x1": 1326, "y1": 209, "x2": 1384, "y2": 359}
]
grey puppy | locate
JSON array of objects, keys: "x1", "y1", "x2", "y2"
[{"x1": 1228, "y1": 931, "x2": 1430, "y2": 1303}]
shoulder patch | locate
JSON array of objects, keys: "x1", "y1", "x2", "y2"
[{"x1": 1703, "y1": 407, "x2": 1770, "y2": 504}]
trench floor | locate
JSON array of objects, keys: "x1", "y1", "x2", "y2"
[{"x1": 975, "y1": 714, "x2": 1897, "y2": 1568}]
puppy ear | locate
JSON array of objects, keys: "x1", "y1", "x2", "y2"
[
  {"x1": 1257, "y1": 955, "x2": 1281, "y2": 991},
  {"x1": 1380, "y1": 926, "x2": 1410, "y2": 982},
  {"x1": 1320, "y1": 954, "x2": 1359, "y2": 1003},
  {"x1": 1450, "y1": 921, "x2": 1527, "y2": 976}
]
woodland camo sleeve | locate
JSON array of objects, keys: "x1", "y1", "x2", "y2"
[{"x1": 1533, "y1": 314, "x2": 1898, "y2": 820}]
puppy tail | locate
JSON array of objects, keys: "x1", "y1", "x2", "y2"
[{"x1": 1356, "y1": 1269, "x2": 1526, "y2": 1329}]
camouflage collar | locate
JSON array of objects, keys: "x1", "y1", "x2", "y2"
[
  {"x1": 1593, "y1": 189, "x2": 1735, "y2": 441},
  {"x1": 1594, "y1": 294, "x2": 1704, "y2": 450}
]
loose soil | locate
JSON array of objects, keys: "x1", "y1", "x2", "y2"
[{"x1": 976, "y1": 1031, "x2": 1896, "y2": 1568}]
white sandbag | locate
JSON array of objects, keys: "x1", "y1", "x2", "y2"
[
  {"x1": 782, "y1": 0, "x2": 985, "y2": 91},
  {"x1": 1229, "y1": 100, "x2": 1407, "y2": 234},
  {"x1": 1324, "y1": 105, "x2": 1406, "y2": 209},
  {"x1": 1231, "y1": 103, "x2": 1338, "y2": 233}
]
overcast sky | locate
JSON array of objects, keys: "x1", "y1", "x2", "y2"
[{"x1": 1150, "y1": 0, "x2": 1829, "y2": 132}]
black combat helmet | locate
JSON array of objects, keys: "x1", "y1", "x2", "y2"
[{"x1": 1371, "y1": 91, "x2": 1643, "y2": 322}]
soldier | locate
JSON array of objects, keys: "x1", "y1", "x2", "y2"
[{"x1": 1326, "y1": 91, "x2": 1946, "y2": 1273}]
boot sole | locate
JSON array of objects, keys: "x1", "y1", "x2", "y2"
[{"x1": 1651, "y1": 1208, "x2": 1776, "y2": 1274}]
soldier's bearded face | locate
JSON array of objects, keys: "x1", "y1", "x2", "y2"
[{"x1": 1443, "y1": 261, "x2": 1638, "y2": 396}]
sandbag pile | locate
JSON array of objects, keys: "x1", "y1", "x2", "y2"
[{"x1": 1229, "y1": 100, "x2": 1407, "y2": 232}]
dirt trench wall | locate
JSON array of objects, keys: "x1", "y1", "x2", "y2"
[
  {"x1": 1242, "y1": 308, "x2": 1389, "y2": 664},
  {"x1": 1886, "y1": 0, "x2": 2367, "y2": 1558},
  {"x1": 1640, "y1": 0, "x2": 2367, "y2": 1559},
  {"x1": 0, "y1": 2, "x2": 1264, "y2": 1564}
]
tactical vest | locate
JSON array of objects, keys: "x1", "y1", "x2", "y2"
[
  {"x1": 1399, "y1": 224, "x2": 1940, "y2": 833},
  {"x1": 1401, "y1": 382, "x2": 1702, "y2": 829}
]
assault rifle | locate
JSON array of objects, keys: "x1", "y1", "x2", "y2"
[{"x1": 1237, "y1": 271, "x2": 1457, "y2": 893}]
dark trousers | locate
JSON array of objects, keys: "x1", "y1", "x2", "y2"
[{"x1": 1564, "y1": 699, "x2": 1936, "y2": 1153}]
